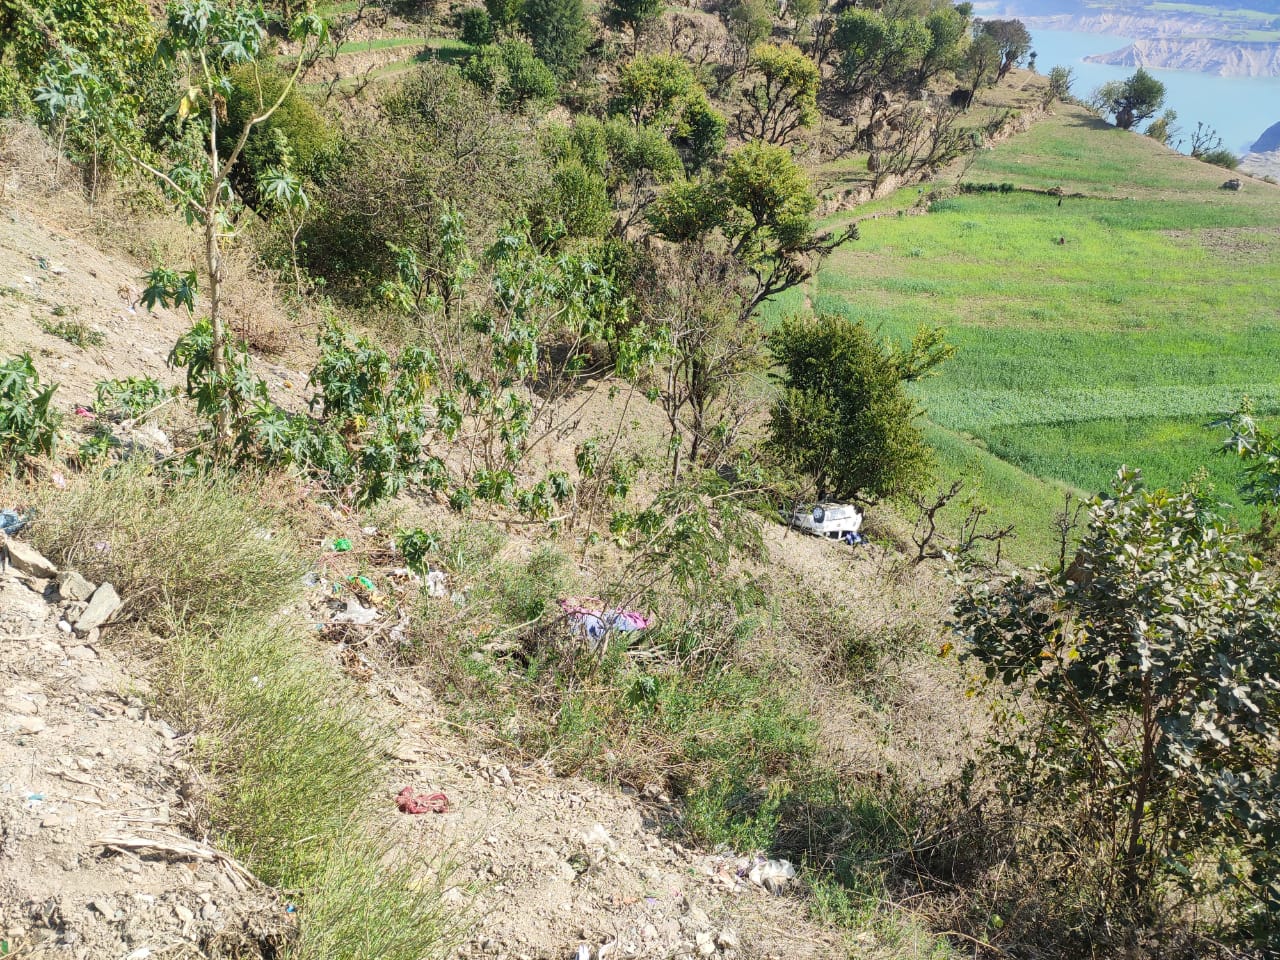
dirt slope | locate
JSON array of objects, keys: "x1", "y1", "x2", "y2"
[{"x1": 0, "y1": 552, "x2": 288, "y2": 959}]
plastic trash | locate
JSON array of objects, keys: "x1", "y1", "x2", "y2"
[
  {"x1": 425, "y1": 571, "x2": 448, "y2": 598},
  {"x1": 331, "y1": 598, "x2": 379, "y2": 626},
  {"x1": 748, "y1": 858, "x2": 796, "y2": 893},
  {"x1": 331, "y1": 537, "x2": 352, "y2": 552},
  {"x1": 559, "y1": 598, "x2": 652, "y2": 646},
  {"x1": 0, "y1": 510, "x2": 29, "y2": 535}
]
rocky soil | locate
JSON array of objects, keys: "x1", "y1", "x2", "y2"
[{"x1": 0, "y1": 539, "x2": 290, "y2": 959}]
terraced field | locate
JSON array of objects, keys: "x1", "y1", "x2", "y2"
[{"x1": 800, "y1": 104, "x2": 1280, "y2": 562}]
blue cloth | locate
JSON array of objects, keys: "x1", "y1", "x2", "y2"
[{"x1": 0, "y1": 510, "x2": 28, "y2": 535}]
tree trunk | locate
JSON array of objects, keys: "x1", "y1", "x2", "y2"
[{"x1": 204, "y1": 213, "x2": 230, "y2": 449}]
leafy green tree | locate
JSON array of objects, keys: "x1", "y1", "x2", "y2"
[
  {"x1": 484, "y1": 0, "x2": 522, "y2": 31},
  {"x1": 1044, "y1": 63, "x2": 1072, "y2": 106},
  {"x1": 957, "y1": 29, "x2": 1000, "y2": 99},
  {"x1": 736, "y1": 41, "x2": 819, "y2": 145},
  {"x1": 610, "y1": 53, "x2": 695, "y2": 127},
  {"x1": 519, "y1": 0, "x2": 589, "y2": 80},
  {"x1": 1095, "y1": 68, "x2": 1166, "y2": 130},
  {"x1": 538, "y1": 158, "x2": 611, "y2": 238},
  {"x1": 955, "y1": 467, "x2": 1280, "y2": 950},
  {"x1": 20, "y1": 0, "x2": 171, "y2": 195},
  {"x1": 834, "y1": 9, "x2": 930, "y2": 97},
  {"x1": 719, "y1": 141, "x2": 816, "y2": 254},
  {"x1": 722, "y1": 0, "x2": 772, "y2": 70},
  {"x1": 917, "y1": 4, "x2": 969, "y2": 84},
  {"x1": 3, "y1": 0, "x2": 157, "y2": 114},
  {"x1": 643, "y1": 149, "x2": 855, "y2": 478},
  {"x1": 786, "y1": 0, "x2": 818, "y2": 43},
  {"x1": 307, "y1": 62, "x2": 541, "y2": 291},
  {"x1": 41, "y1": 0, "x2": 326, "y2": 449},
  {"x1": 463, "y1": 38, "x2": 558, "y2": 109},
  {"x1": 460, "y1": 6, "x2": 496, "y2": 45},
  {"x1": 978, "y1": 17, "x2": 1030, "y2": 79},
  {"x1": 767, "y1": 313, "x2": 948, "y2": 501},
  {"x1": 602, "y1": 0, "x2": 664, "y2": 54},
  {"x1": 671, "y1": 89, "x2": 726, "y2": 172}
]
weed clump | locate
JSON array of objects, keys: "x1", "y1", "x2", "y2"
[
  {"x1": 30, "y1": 461, "x2": 304, "y2": 630},
  {"x1": 41, "y1": 316, "x2": 106, "y2": 348}
]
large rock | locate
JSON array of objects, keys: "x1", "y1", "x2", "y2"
[
  {"x1": 57, "y1": 570, "x2": 97, "y2": 602},
  {"x1": 75, "y1": 583, "x2": 122, "y2": 633},
  {"x1": 1, "y1": 535, "x2": 58, "y2": 578}
]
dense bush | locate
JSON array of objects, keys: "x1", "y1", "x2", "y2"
[
  {"x1": 459, "y1": 5, "x2": 495, "y2": 45},
  {"x1": 768, "y1": 313, "x2": 949, "y2": 502},
  {"x1": 224, "y1": 63, "x2": 339, "y2": 207},
  {"x1": 461, "y1": 38, "x2": 558, "y2": 109},
  {"x1": 303, "y1": 63, "x2": 542, "y2": 291},
  {"x1": 956, "y1": 468, "x2": 1280, "y2": 953}
]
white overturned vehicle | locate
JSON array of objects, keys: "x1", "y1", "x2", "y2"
[{"x1": 782, "y1": 502, "x2": 865, "y2": 544}]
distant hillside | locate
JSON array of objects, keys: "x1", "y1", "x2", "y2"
[
  {"x1": 1084, "y1": 36, "x2": 1280, "y2": 77},
  {"x1": 1253, "y1": 118, "x2": 1280, "y2": 151}
]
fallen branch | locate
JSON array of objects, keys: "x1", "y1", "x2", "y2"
[{"x1": 94, "y1": 831, "x2": 257, "y2": 888}]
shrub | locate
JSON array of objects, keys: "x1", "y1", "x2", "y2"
[
  {"x1": 462, "y1": 39, "x2": 558, "y2": 109},
  {"x1": 459, "y1": 6, "x2": 495, "y2": 46},
  {"x1": 517, "y1": 0, "x2": 587, "y2": 80},
  {"x1": 1198, "y1": 147, "x2": 1239, "y2": 170},
  {"x1": 95, "y1": 375, "x2": 167, "y2": 419},
  {"x1": 767, "y1": 314, "x2": 950, "y2": 502},
  {"x1": 956, "y1": 467, "x2": 1280, "y2": 951},
  {"x1": 0, "y1": 353, "x2": 60, "y2": 465},
  {"x1": 29, "y1": 461, "x2": 303, "y2": 629},
  {"x1": 224, "y1": 62, "x2": 339, "y2": 207},
  {"x1": 537, "y1": 158, "x2": 611, "y2": 238}
]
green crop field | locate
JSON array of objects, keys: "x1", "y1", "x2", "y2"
[{"x1": 796, "y1": 104, "x2": 1280, "y2": 563}]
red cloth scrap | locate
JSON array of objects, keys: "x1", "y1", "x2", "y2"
[{"x1": 396, "y1": 786, "x2": 449, "y2": 814}]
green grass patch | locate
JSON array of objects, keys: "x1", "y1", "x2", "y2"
[
  {"x1": 41, "y1": 316, "x2": 105, "y2": 348},
  {"x1": 336, "y1": 36, "x2": 430, "y2": 54},
  {"x1": 805, "y1": 105, "x2": 1280, "y2": 563}
]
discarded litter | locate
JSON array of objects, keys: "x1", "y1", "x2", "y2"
[
  {"x1": 331, "y1": 598, "x2": 379, "y2": 626},
  {"x1": 425, "y1": 570, "x2": 448, "y2": 598},
  {"x1": 331, "y1": 537, "x2": 352, "y2": 552},
  {"x1": 396, "y1": 786, "x2": 449, "y2": 814},
  {"x1": 349, "y1": 575, "x2": 376, "y2": 593},
  {"x1": 0, "y1": 510, "x2": 29, "y2": 535},
  {"x1": 559, "y1": 598, "x2": 652, "y2": 645},
  {"x1": 748, "y1": 857, "x2": 796, "y2": 893}
]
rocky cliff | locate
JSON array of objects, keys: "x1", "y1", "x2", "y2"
[
  {"x1": 1252, "y1": 119, "x2": 1280, "y2": 152},
  {"x1": 1085, "y1": 37, "x2": 1280, "y2": 77},
  {"x1": 1016, "y1": 10, "x2": 1280, "y2": 76}
]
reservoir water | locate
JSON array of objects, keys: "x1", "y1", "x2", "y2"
[{"x1": 1029, "y1": 28, "x2": 1280, "y2": 154}]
